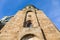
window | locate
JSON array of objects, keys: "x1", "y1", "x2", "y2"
[
  {"x1": 21, "y1": 34, "x2": 35, "y2": 40},
  {"x1": 23, "y1": 11, "x2": 32, "y2": 28},
  {"x1": 23, "y1": 20, "x2": 32, "y2": 27},
  {"x1": 20, "y1": 34, "x2": 39, "y2": 40}
]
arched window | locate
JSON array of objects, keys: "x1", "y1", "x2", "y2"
[
  {"x1": 21, "y1": 34, "x2": 35, "y2": 40},
  {"x1": 23, "y1": 11, "x2": 32, "y2": 28},
  {"x1": 20, "y1": 34, "x2": 39, "y2": 40}
]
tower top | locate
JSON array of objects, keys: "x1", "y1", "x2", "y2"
[
  {"x1": 26, "y1": 5, "x2": 36, "y2": 8},
  {"x1": 25, "y1": 4, "x2": 36, "y2": 9},
  {"x1": 0, "y1": 5, "x2": 60, "y2": 40},
  {"x1": 23, "y1": 4, "x2": 39, "y2": 11}
]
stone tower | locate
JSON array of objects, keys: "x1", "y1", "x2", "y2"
[{"x1": 0, "y1": 5, "x2": 60, "y2": 40}]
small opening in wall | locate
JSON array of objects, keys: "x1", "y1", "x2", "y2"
[{"x1": 23, "y1": 20, "x2": 32, "y2": 27}]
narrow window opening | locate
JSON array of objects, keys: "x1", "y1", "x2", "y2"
[{"x1": 23, "y1": 20, "x2": 32, "y2": 27}]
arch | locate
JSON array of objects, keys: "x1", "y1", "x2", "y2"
[
  {"x1": 23, "y1": 10, "x2": 33, "y2": 27},
  {"x1": 20, "y1": 34, "x2": 40, "y2": 40},
  {"x1": 20, "y1": 34, "x2": 35, "y2": 40},
  {"x1": 26, "y1": 10, "x2": 32, "y2": 13}
]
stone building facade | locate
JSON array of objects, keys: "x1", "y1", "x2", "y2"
[{"x1": 0, "y1": 5, "x2": 60, "y2": 40}]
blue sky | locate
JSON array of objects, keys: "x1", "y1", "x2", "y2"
[{"x1": 0, "y1": 0, "x2": 60, "y2": 30}]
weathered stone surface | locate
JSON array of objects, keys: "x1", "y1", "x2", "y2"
[{"x1": 0, "y1": 5, "x2": 60, "y2": 40}]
